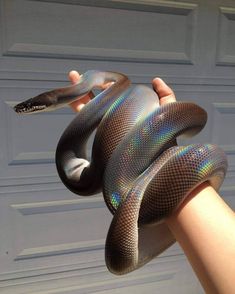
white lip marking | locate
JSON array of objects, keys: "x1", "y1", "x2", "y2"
[{"x1": 15, "y1": 104, "x2": 47, "y2": 113}]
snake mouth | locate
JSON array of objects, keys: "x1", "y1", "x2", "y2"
[{"x1": 14, "y1": 99, "x2": 47, "y2": 114}]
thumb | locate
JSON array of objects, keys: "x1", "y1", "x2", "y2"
[
  {"x1": 152, "y1": 77, "x2": 176, "y2": 105},
  {"x1": 69, "y1": 70, "x2": 81, "y2": 85}
]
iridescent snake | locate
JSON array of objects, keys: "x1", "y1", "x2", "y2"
[{"x1": 14, "y1": 70, "x2": 227, "y2": 275}]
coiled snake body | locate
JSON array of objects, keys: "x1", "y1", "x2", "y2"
[{"x1": 14, "y1": 70, "x2": 227, "y2": 275}]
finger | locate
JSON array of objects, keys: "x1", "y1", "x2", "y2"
[
  {"x1": 69, "y1": 70, "x2": 81, "y2": 85},
  {"x1": 75, "y1": 103, "x2": 85, "y2": 112},
  {"x1": 152, "y1": 77, "x2": 176, "y2": 106},
  {"x1": 68, "y1": 70, "x2": 95, "y2": 112},
  {"x1": 70, "y1": 92, "x2": 94, "y2": 112}
]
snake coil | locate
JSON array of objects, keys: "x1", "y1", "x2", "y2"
[{"x1": 14, "y1": 70, "x2": 227, "y2": 275}]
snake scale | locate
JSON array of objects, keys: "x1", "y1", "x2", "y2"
[{"x1": 14, "y1": 70, "x2": 228, "y2": 275}]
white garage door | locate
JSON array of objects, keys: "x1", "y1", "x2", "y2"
[{"x1": 0, "y1": 0, "x2": 234, "y2": 293}]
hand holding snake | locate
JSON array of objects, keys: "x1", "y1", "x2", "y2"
[{"x1": 14, "y1": 70, "x2": 227, "y2": 275}]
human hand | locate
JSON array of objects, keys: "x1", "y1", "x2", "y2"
[
  {"x1": 68, "y1": 71, "x2": 94, "y2": 112},
  {"x1": 68, "y1": 70, "x2": 176, "y2": 112},
  {"x1": 68, "y1": 70, "x2": 114, "y2": 112}
]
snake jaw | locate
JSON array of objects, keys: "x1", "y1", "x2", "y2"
[
  {"x1": 14, "y1": 97, "x2": 49, "y2": 114},
  {"x1": 14, "y1": 103, "x2": 47, "y2": 114}
]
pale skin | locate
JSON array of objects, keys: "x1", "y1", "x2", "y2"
[{"x1": 68, "y1": 70, "x2": 235, "y2": 294}]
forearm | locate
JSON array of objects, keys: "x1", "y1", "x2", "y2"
[{"x1": 166, "y1": 182, "x2": 235, "y2": 294}]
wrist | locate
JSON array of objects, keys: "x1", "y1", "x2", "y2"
[
  {"x1": 165, "y1": 181, "x2": 235, "y2": 294},
  {"x1": 165, "y1": 181, "x2": 211, "y2": 226}
]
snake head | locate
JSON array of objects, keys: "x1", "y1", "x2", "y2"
[{"x1": 14, "y1": 94, "x2": 54, "y2": 114}]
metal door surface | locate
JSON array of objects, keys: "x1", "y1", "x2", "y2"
[{"x1": 0, "y1": 0, "x2": 234, "y2": 293}]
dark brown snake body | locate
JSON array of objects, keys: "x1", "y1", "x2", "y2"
[{"x1": 14, "y1": 70, "x2": 228, "y2": 275}]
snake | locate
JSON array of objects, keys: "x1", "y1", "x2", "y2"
[{"x1": 14, "y1": 70, "x2": 228, "y2": 275}]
